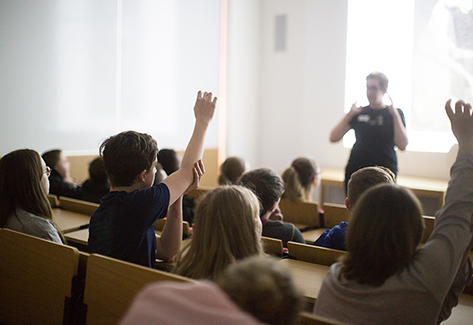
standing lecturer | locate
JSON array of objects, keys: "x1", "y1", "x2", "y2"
[{"x1": 330, "y1": 72, "x2": 408, "y2": 192}]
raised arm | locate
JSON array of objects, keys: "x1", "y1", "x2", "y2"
[
  {"x1": 329, "y1": 103, "x2": 361, "y2": 142},
  {"x1": 162, "y1": 91, "x2": 216, "y2": 205},
  {"x1": 156, "y1": 161, "x2": 204, "y2": 261}
]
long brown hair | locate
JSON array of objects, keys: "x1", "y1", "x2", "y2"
[
  {"x1": 0, "y1": 149, "x2": 53, "y2": 226},
  {"x1": 173, "y1": 186, "x2": 264, "y2": 280},
  {"x1": 282, "y1": 158, "x2": 318, "y2": 202},
  {"x1": 341, "y1": 184, "x2": 424, "y2": 286}
]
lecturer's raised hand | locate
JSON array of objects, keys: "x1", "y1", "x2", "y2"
[{"x1": 445, "y1": 99, "x2": 473, "y2": 155}]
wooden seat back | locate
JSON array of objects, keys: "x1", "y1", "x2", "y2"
[
  {"x1": 262, "y1": 236, "x2": 284, "y2": 257},
  {"x1": 0, "y1": 228, "x2": 80, "y2": 325},
  {"x1": 153, "y1": 218, "x2": 191, "y2": 236},
  {"x1": 279, "y1": 199, "x2": 320, "y2": 228},
  {"x1": 83, "y1": 254, "x2": 192, "y2": 325},
  {"x1": 59, "y1": 197, "x2": 99, "y2": 216},
  {"x1": 321, "y1": 203, "x2": 350, "y2": 228},
  {"x1": 48, "y1": 194, "x2": 59, "y2": 207},
  {"x1": 421, "y1": 216, "x2": 435, "y2": 243},
  {"x1": 299, "y1": 312, "x2": 348, "y2": 325},
  {"x1": 288, "y1": 241, "x2": 346, "y2": 266},
  {"x1": 185, "y1": 187, "x2": 213, "y2": 203}
]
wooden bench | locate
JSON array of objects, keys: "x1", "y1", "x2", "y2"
[
  {"x1": 288, "y1": 241, "x2": 346, "y2": 266},
  {"x1": 83, "y1": 254, "x2": 192, "y2": 325},
  {"x1": 0, "y1": 228, "x2": 81, "y2": 325},
  {"x1": 262, "y1": 236, "x2": 284, "y2": 257},
  {"x1": 59, "y1": 197, "x2": 99, "y2": 216},
  {"x1": 299, "y1": 312, "x2": 349, "y2": 325},
  {"x1": 48, "y1": 194, "x2": 59, "y2": 208},
  {"x1": 184, "y1": 186, "x2": 214, "y2": 203},
  {"x1": 279, "y1": 199, "x2": 320, "y2": 230},
  {"x1": 320, "y1": 169, "x2": 448, "y2": 216},
  {"x1": 154, "y1": 217, "x2": 191, "y2": 238},
  {"x1": 301, "y1": 203, "x2": 350, "y2": 244}
]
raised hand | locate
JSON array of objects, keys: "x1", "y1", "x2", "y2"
[
  {"x1": 445, "y1": 99, "x2": 473, "y2": 155},
  {"x1": 349, "y1": 102, "x2": 363, "y2": 116},
  {"x1": 194, "y1": 91, "x2": 217, "y2": 125},
  {"x1": 185, "y1": 160, "x2": 205, "y2": 194}
]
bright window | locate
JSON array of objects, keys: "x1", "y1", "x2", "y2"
[{"x1": 344, "y1": 0, "x2": 473, "y2": 153}]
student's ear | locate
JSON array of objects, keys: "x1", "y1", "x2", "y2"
[
  {"x1": 345, "y1": 197, "x2": 351, "y2": 211},
  {"x1": 138, "y1": 170, "x2": 147, "y2": 182},
  {"x1": 312, "y1": 175, "x2": 318, "y2": 185}
]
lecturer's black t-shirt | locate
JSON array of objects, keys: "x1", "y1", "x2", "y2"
[{"x1": 344, "y1": 106, "x2": 406, "y2": 190}]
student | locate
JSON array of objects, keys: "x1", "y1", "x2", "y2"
[
  {"x1": 218, "y1": 156, "x2": 248, "y2": 185},
  {"x1": 0, "y1": 149, "x2": 64, "y2": 244},
  {"x1": 88, "y1": 91, "x2": 216, "y2": 268},
  {"x1": 158, "y1": 149, "x2": 182, "y2": 176},
  {"x1": 239, "y1": 168, "x2": 305, "y2": 247},
  {"x1": 152, "y1": 161, "x2": 167, "y2": 186},
  {"x1": 314, "y1": 99, "x2": 473, "y2": 324},
  {"x1": 42, "y1": 149, "x2": 82, "y2": 199},
  {"x1": 313, "y1": 166, "x2": 395, "y2": 250},
  {"x1": 173, "y1": 186, "x2": 264, "y2": 280},
  {"x1": 120, "y1": 256, "x2": 302, "y2": 325},
  {"x1": 282, "y1": 157, "x2": 319, "y2": 202},
  {"x1": 81, "y1": 157, "x2": 110, "y2": 203}
]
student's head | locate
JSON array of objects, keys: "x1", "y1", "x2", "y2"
[
  {"x1": 218, "y1": 156, "x2": 248, "y2": 185},
  {"x1": 88, "y1": 157, "x2": 108, "y2": 184},
  {"x1": 342, "y1": 184, "x2": 424, "y2": 286},
  {"x1": 42, "y1": 149, "x2": 70, "y2": 178},
  {"x1": 157, "y1": 149, "x2": 181, "y2": 176},
  {"x1": 282, "y1": 157, "x2": 319, "y2": 202},
  {"x1": 153, "y1": 162, "x2": 167, "y2": 185},
  {"x1": 216, "y1": 256, "x2": 302, "y2": 325},
  {"x1": 239, "y1": 168, "x2": 285, "y2": 218},
  {"x1": 346, "y1": 166, "x2": 396, "y2": 210},
  {"x1": 173, "y1": 185, "x2": 264, "y2": 280},
  {"x1": 0, "y1": 149, "x2": 53, "y2": 226},
  {"x1": 99, "y1": 131, "x2": 158, "y2": 187},
  {"x1": 366, "y1": 71, "x2": 388, "y2": 104}
]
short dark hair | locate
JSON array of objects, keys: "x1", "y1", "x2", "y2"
[
  {"x1": 158, "y1": 149, "x2": 181, "y2": 175},
  {"x1": 42, "y1": 149, "x2": 62, "y2": 169},
  {"x1": 239, "y1": 168, "x2": 284, "y2": 217},
  {"x1": 88, "y1": 157, "x2": 108, "y2": 183},
  {"x1": 99, "y1": 131, "x2": 158, "y2": 187}
]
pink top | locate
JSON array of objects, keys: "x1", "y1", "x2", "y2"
[{"x1": 119, "y1": 280, "x2": 265, "y2": 325}]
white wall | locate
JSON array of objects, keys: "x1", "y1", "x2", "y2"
[
  {"x1": 227, "y1": 0, "x2": 454, "y2": 180},
  {"x1": 0, "y1": 0, "x2": 220, "y2": 156},
  {"x1": 225, "y1": 0, "x2": 261, "y2": 167}
]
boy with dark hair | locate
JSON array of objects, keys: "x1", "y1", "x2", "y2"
[
  {"x1": 313, "y1": 166, "x2": 395, "y2": 250},
  {"x1": 88, "y1": 91, "x2": 216, "y2": 268},
  {"x1": 239, "y1": 168, "x2": 305, "y2": 247}
]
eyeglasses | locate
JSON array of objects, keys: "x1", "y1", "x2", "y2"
[{"x1": 45, "y1": 166, "x2": 52, "y2": 177}]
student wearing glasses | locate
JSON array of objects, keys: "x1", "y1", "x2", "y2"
[{"x1": 0, "y1": 149, "x2": 65, "y2": 243}]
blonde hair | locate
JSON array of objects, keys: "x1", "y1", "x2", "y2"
[
  {"x1": 173, "y1": 186, "x2": 264, "y2": 280},
  {"x1": 282, "y1": 158, "x2": 318, "y2": 202},
  {"x1": 341, "y1": 184, "x2": 424, "y2": 286},
  {"x1": 216, "y1": 256, "x2": 302, "y2": 325}
]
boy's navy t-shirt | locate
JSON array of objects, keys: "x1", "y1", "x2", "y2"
[{"x1": 88, "y1": 183, "x2": 170, "y2": 268}]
